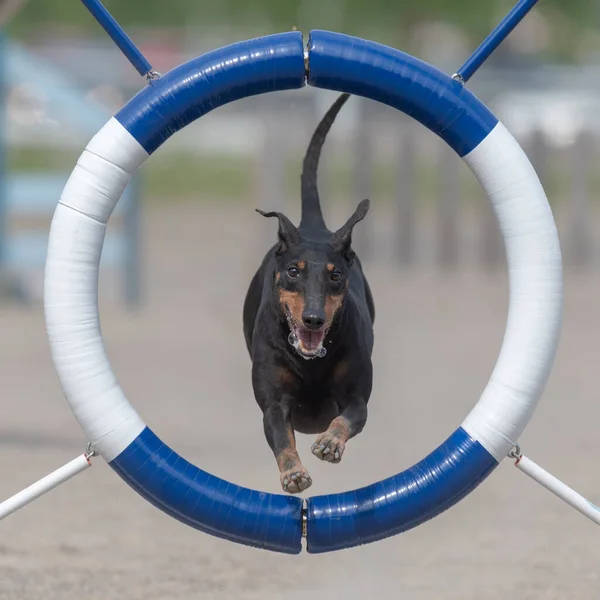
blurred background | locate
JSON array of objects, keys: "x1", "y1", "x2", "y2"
[
  {"x1": 2, "y1": 0, "x2": 600, "y2": 301},
  {"x1": 1, "y1": 1, "x2": 600, "y2": 599}
]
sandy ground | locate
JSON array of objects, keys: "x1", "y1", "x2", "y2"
[{"x1": 0, "y1": 203, "x2": 599, "y2": 599}]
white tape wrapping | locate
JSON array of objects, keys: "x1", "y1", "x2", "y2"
[
  {"x1": 461, "y1": 122, "x2": 563, "y2": 460},
  {"x1": 44, "y1": 119, "x2": 148, "y2": 462}
]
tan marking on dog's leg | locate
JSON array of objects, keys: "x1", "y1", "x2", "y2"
[
  {"x1": 324, "y1": 293, "x2": 344, "y2": 329},
  {"x1": 277, "y1": 428, "x2": 312, "y2": 494},
  {"x1": 311, "y1": 416, "x2": 350, "y2": 464},
  {"x1": 278, "y1": 367, "x2": 295, "y2": 385},
  {"x1": 333, "y1": 360, "x2": 348, "y2": 381}
]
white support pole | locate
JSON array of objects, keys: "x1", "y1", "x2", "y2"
[
  {"x1": 0, "y1": 453, "x2": 92, "y2": 521},
  {"x1": 513, "y1": 453, "x2": 600, "y2": 526}
]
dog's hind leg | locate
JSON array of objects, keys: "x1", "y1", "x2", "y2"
[
  {"x1": 263, "y1": 400, "x2": 312, "y2": 494},
  {"x1": 311, "y1": 394, "x2": 367, "y2": 464}
]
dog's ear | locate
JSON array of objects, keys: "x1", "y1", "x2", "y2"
[
  {"x1": 256, "y1": 209, "x2": 301, "y2": 255},
  {"x1": 330, "y1": 199, "x2": 370, "y2": 264}
]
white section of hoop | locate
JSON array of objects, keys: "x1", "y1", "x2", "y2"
[
  {"x1": 44, "y1": 118, "x2": 148, "y2": 462},
  {"x1": 460, "y1": 122, "x2": 563, "y2": 461}
]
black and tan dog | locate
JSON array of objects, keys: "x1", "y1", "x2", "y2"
[{"x1": 243, "y1": 93, "x2": 375, "y2": 494}]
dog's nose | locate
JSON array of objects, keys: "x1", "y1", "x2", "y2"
[{"x1": 302, "y1": 310, "x2": 325, "y2": 330}]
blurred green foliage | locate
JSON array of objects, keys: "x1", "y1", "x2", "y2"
[{"x1": 8, "y1": 0, "x2": 597, "y2": 60}]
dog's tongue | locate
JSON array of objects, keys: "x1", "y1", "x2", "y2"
[{"x1": 299, "y1": 328, "x2": 324, "y2": 351}]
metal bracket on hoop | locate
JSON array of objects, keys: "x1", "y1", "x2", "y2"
[
  {"x1": 507, "y1": 444, "x2": 522, "y2": 463},
  {"x1": 146, "y1": 70, "x2": 162, "y2": 83},
  {"x1": 85, "y1": 442, "x2": 99, "y2": 460}
]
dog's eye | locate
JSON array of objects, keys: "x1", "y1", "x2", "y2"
[
  {"x1": 331, "y1": 270, "x2": 343, "y2": 282},
  {"x1": 287, "y1": 267, "x2": 300, "y2": 278}
]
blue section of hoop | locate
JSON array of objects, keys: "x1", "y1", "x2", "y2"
[
  {"x1": 106, "y1": 30, "x2": 504, "y2": 554},
  {"x1": 110, "y1": 427, "x2": 304, "y2": 554},
  {"x1": 115, "y1": 31, "x2": 306, "y2": 154},
  {"x1": 307, "y1": 29, "x2": 498, "y2": 156},
  {"x1": 305, "y1": 427, "x2": 498, "y2": 553}
]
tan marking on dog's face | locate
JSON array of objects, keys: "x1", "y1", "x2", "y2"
[
  {"x1": 297, "y1": 260, "x2": 306, "y2": 270},
  {"x1": 279, "y1": 289, "x2": 305, "y2": 326},
  {"x1": 324, "y1": 293, "x2": 344, "y2": 328},
  {"x1": 327, "y1": 263, "x2": 335, "y2": 272},
  {"x1": 275, "y1": 272, "x2": 281, "y2": 282}
]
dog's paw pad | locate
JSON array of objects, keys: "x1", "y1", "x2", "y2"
[
  {"x1": 281, "y1": 468, "x2": 312, "y2": 494},
  {"x1": 311, "y1": 435, "x2": 345, "y2": 463}
]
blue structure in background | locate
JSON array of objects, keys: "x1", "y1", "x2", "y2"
[
  {"x1": 0, "y1": 33, "x2": 6, "y2": 274},
  {"x1": 0, "y1": 34, "x2": 141, "y2": 306}
]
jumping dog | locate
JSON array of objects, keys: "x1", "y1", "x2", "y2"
[{"x1": 243, "y1": 92, "x2": 375, "y2": 494}]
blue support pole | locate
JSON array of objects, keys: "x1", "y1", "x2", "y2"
[
  {"x1": 454, "y1": 0, "x2": 541, "y2": 84},
  {"x1": 80, "y1": 0, "x2": 154, "y2": 78}
]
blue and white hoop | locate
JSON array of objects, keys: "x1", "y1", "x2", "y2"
[{"x1": 43, "y1": 29, "x2": 563, "y2": 554}]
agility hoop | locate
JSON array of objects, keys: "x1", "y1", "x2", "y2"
[
  {"x1": 2, "y1": 0, "x2": 598, "y2": 555},
  {"x1": 39, "y1": 27, "x2": 564, "y2": 555}
]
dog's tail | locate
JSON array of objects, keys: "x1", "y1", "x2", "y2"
[{"x1": 300, "y1": 92, "x2": 350, "y2": 230}]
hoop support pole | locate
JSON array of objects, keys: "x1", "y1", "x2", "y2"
[
  {"x1": 80, "y1": 0, "x2": 154, "y2": 78},
  {"x1": 511, "y1": 451, "x2": 600, "y2": 526},
  {"x1": 453, "y1": 0, "x2": 540, "y2": 84},
  {"x1": 0, "y1": 453, "x2": 92, "y2": 521}
]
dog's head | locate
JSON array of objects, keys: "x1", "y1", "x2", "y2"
[{"x1": 256, "y1": 199, "x2": 370, "y2": 359}]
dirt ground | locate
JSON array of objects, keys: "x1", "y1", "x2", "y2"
[{"x1": 0, "y1": 203, "x2": 599, "y2": 599}]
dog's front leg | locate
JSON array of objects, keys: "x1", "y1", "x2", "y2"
[
  {"x1": 311, "y1": 394, "x2": 367, "y2": 464},
  {"x1": 262, "y1": 398, "x2": 312, "y2": 494}
]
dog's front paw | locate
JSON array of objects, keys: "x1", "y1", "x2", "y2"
[
  {"x1": 280, "y1": 467, "x2": 312, "y2": 494},
  {"x1": 311, "y1": 433, "x2": 345, "y2": 463}
]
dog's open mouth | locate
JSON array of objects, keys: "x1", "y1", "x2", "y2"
[
  {"x1": 298, "y1": 327, "x2": 325, "y2": 353},
  {"x1": 287, "y1": 325, "x2": 327, "y2": 359}
]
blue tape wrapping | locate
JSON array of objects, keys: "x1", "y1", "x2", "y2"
[
  {"x1": 116, "y1": 31, "x2": 306, "y2": 154},
  {"x1": 306, "y1": 427, "x2": 498, "y2": 554},
  {"x1": 307, "y1": 30, "x2": 498, "y2": 157},
  {"x1": 110, "y1": 427, "x2": 303, "y2": 554}
]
